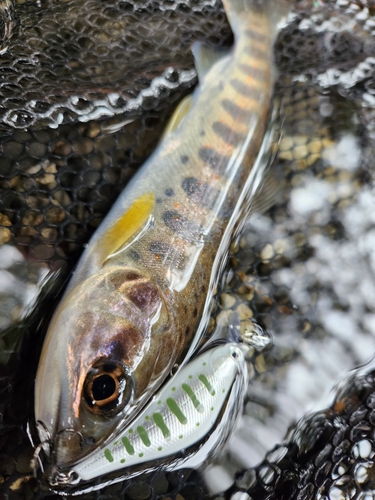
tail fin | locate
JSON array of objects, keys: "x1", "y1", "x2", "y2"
[{"x1": 222, "y1": 0, "x2": 292, "y2": 40}]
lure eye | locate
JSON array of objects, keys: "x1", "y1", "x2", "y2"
[
  {"x1": 230, "y1": 347, "x2": 242, "y2": 359},
  {"x1": 83, "y1": 360, "x2": 133, "y2": 414}
]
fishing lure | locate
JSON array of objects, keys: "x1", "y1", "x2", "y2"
[
  {"x1": 48, "y1": 339, "x2": 248, "y2": 492},
  {"x1": 34, "y1": 0, "x2": 291, "y2": 477}
]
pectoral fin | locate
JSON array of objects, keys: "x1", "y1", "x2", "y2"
[
  {"x1": 97, "y1": 193, "x2": 155, "y2": 265},
  {"x1": 250, "y1": 166, "x2": 283, "y2": 215}
]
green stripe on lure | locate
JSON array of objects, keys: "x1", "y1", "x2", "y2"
[
  {"x1": 48, "y1": 341, "x2": 248, "y2": 493},
  {"x1": 34, "y1": 0, "x2": 291, "y2": 474}
]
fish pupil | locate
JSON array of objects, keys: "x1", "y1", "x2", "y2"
[
  {"x1": 83, "y1": 359, "x2": 133, "y2": 414},
  {"x1": 92, "y1": 374, "x2": 116, "y2": 401}
]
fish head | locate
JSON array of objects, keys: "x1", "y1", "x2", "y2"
[{"x1": 35, "y1": 266, "x2": 176, "y2": 468}]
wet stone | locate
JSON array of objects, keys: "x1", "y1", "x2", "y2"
[
  {"x1": 52, "y1": 140, "x2": 72, "y2": 156},
  {"x1": 350, "y1": 421, "x2": 372, "y2": 442},
  {"x1": 32, "y1": 244, "x2": 55, "y2": 260},
  {"x1": 2, "y1": 142, "x2": 24, "y2": 159},
  {"x1": 45, "y1": 206, "x2": 66, "y2": 224},
  {"x1": 0, "y1": 227, "x2": 11, "y2": 244},
  {"x1": 21, "y1": 210, "x2": 43, "y2": 226},
  {"x1": 349, "y1": 405, "x2": 368, "y2": 426},
  {"x1": 260, "y1": 244, "x2": 274, "y2": 261},
  {"x1": 15, "y1": 448, "x2": 33, "y2": 474},
  {"x1": 314, "y1": 444, "x2": 333, "y2": 466},
  {"x1": 236, "y1": 303, "x2": 253, "y2": 320},
  {"x1": 126, "y1": 481, "x2": 151, "y2": 500},
  {"x1": 73, "y1": 138, "x2": 94, "y2": 155},
  {"x1": 0, "y1": 455, "x2": 15, "y2": 475},
  {"x1": 220, "y1": 293, "x2": 236, "y2": 309},
  {"x1": 368, "y1": 410, "x2": 375, "y2": 426},
  {"x1": 332, "y1": 440, "x2": 351, "y2": 462},
  {"x1": 152, "y1": 472, "x2": 169, "y2": 495},
  {"x1": 27, "y1": 142, "x2": 47, "y2": 158},
  {"x1": 332, "y1": 424, "x2": 349, "y2": 447}
]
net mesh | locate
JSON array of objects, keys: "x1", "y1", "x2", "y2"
[{"x1": 2, "y1": 0, "x2": 375, "y2": 499}]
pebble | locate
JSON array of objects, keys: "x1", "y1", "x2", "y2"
[
  {"x1": 236, "y1": 303, "x2": 253, "y2": 320},
  {"x1": 126, "y1": 481, "x2": 151, "y2": 500},
  {"x1": 220, "y1": 293, "x2": 236, "y2": 309},
  {"x1": 260, "y1": 244, "x2": 274, "y2": 261},
  {"x1": 0, "y1": 227, "x2": 11, "y2": 244}
]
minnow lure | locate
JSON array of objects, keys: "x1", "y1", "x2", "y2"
[
  {"x1": 48, "y1": 341, "x2": 248, "y2": 492},
  {"x1": 35, "y1": 0, "x2": 290, "y2": 474}
]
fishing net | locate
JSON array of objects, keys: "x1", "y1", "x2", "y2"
[{"x1": 2, "y1": 0, "x2": 375, "y2": 499}]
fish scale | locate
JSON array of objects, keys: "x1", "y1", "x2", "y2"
[{"x1": 34, "y1": 0, "x2": 290, "y2": 475}]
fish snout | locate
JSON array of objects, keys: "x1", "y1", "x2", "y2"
[{"x1": 54, "y1": 428, "x2": 84, "y2": 466}]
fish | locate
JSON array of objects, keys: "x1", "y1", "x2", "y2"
[
  {"x1": 48, "y1": 340, "x2": 248, "y2": 492},
  {"x1": 34, "y1": 0, "x2": 291, "y2": 474}
]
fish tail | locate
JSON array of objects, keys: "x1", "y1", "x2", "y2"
[{"x1": 222, "y1": 0, "x2": 292, "y2": 40}]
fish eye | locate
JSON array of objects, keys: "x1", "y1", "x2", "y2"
[{"x1": 83, "y1": 360, "x2": 133, "y2": 414}]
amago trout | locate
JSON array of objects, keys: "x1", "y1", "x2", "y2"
[{"x1": 34, "y1": 0, "x2": 290, "y2": 472}]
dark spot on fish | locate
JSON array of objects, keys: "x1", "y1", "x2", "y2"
[
  {"x1": 193, "y1": 307, "x2": 198, "y2": 318},
  {"x1": 162, "y1": 210, "x2": 201, "y2": 243},
  {"x1": 130, "y1": 250, "x2": 140, "y2": 261},
  {"x1": 246, "y1": 0, "x2": 263, "y2": 12},
  {"x1": 107, "y1": 327, "x2": 144, "y2": 362},
  {"x1": 124, "y1": 271, "x2": 143, "y2": 281},
  {"x1": 230, "y1": 78, "x2": 258, "y2": 98},
  {"x1": 128, "y1": 282, "x2": 161, "y2": 315},
  {"x1": 184, "y1": 304, "x2": 188, "y2": 314},
  {"x1": 150, "y1": 240, "x2": 170, "y2": 256},
  {"x1": 181, "y1": 155, "x2": 189, "y2": 164},
  {"x1": 182, "y1": 177, "x2": 218, "y2": 210},
  {"x1": 238, "y1": 63, "x2": 266, "y2": 80},
  {"x1": 201, "y1": 285, "x2": 206, "y2": 293},
  {"x1": 165, "y1": 188, "x2": 174, "y2": 197},
  {"x1": 248, "y1": 45, "x2": 268, "y2": 59},
  {"x1": 222, "y1": 98, "x2": 255, "y2": 123},
  {"x1": 212, "y1": 121, "x2": 243, "y2": 146},
  {"x1": 185, "y1": 326, "x2": 190, "y2": 336},
  {"x1": 200, "y1": 130, "x2": 205, "y2": 137},
  {"x1": 156, "y1": 198, "x2": 162, "y2": 204},
  {"x1": 198, "y1": 147, "x2": 230, "y2": 175},
  {"x1": 150, "y1": 240, "x2": 187, "y2": 270},
  {"x1": 244, "y1": 27, "x2": 268, "y2": 44}
]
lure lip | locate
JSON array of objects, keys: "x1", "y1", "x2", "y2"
[{"x1": 43, "y1": 341, "x2": 248, "y2": 495}]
